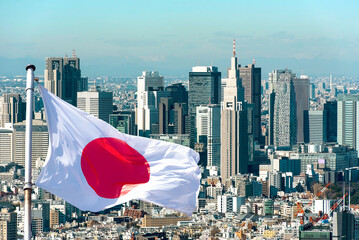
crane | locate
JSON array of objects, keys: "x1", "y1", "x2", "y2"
[
  {"x1": 316, "y1": 193, "x2": 348, "y2": 224},
  {"x1": 296, "y1": 182, "x2": 331, "y2": 225}
]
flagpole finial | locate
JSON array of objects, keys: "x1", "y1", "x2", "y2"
[{"x1": 26, "y1": 64, "x2": 36, "y2": 71}]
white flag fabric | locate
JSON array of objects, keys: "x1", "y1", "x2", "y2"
[{"x1": 35, "y1": 84, "x2": 201, "y2": 215}]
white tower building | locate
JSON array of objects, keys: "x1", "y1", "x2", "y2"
[{"x1": 136, "y1": 71, "x2": 164, "y2": 137}]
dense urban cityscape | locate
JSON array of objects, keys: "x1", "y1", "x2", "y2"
[{"x1": 0, "y1": 40, "x2": 359, "y2": 240}]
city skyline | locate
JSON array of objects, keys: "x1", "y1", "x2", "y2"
[{"x1": 1, "y1": 0, "x2": 359, "y2": 77}]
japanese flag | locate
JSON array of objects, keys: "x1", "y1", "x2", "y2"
[{"x1": 35, "y1": 84, "x2": 200, "y2": 215}]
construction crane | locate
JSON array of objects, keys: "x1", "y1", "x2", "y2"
[
  {"x1": 296, "y1": 202, "x2": 305, "y2": 225},
  {"x1": 317, "y1": 193, "x2": 348, "y2": 223},
  {"x1": 304, "y1": 182, "x2": 331, "y2": 212},
  {"x1": 296, "y1": 182, "x2": 331, "y2": 225}
]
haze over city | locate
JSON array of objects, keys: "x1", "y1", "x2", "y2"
[{"x1": 1, "y1": 0, "x2": 359, "y2": 77}]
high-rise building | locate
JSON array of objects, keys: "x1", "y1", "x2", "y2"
[
  {"x1": 44, "y1": 53, "x2": 82, "y2": 106},
  {"x1": 78, "y1": 77, "x2": 88, "y2": 92},
  {"x1": 0, "y1": 208, "x2": 17, "y2": 240},
  {"x1": 324, "y1": 101, "x2": 337, "y2": 142},
  {"x1": 239, "y1": 63, "x2": 262, "y2": 143},
  {"x1": 0, "y1": 93, "x2": 26, "y2": 127},
  {"x1": 13, "y1": 120, "x2": 48, "y2": 168},
  {"x1": 338, "y1": 95, "x2": 359, "y2": 155},
  {"x1": 221, "y1": 41, "x2": 248, "y2": 181},
  {"x1": 333, "y1": 211, "x2": 354, "y2": 240},
  {"x1": 174, "y1": 103, "x2": 189, "y2": 134},
  {"x1": 309, "y1": 82, "x2": 316, "y2": 99},
  {"x1": 268, "y1": 69, "x2": 296, "y2": 93},
  {"x1": 109, "y1": 111, "x2": 136, "y2": 135},
  {"x1": 305, "y1": 110, "x2": 326, "y2": 143},
  {"x1": 165, "y1": 83, "x2": 188, "y2": 105},
  {"x1": 137, "y1": 71, "x2": 164, "y2": 137},
  {"x1": 49, "y1": 210, "x2": 59, "y2": 229},
  {"x1": 196, "y1": 104, "x2": 221, "y2": 170},
  {"x1": 293, "y1": 75, "x2": 309, "y2": 143},
  {"x1": 189, "y1": 66, "x2": 221, "y2": 146},
  {"x1": 270, "y1": 69, "x2": 297, "y2": 147},
  {"x1": 0, "y1": 125, "x2": 14, "y2": 163},
  {"x1": 77, "y1": 86, "x2": 113, "y2": 123}
]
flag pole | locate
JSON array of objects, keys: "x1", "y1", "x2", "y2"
[{"x1": 24, "y1": 64, "x2": 36, "y2": 240}]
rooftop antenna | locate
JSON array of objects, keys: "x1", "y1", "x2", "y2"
[
  {"x1": 252, "y1": 58, "x2": 256, "y2": 65},
  {"x1": 73, "y1": 49, "x2": 76, "y2": 57},
  {"x1": 233, "y1": 39, "x2": 236, "y2": 57}
]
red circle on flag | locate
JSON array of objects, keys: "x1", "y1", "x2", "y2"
[{"x1": 81, "y1": 137, "x2": 150, "y2": 199}]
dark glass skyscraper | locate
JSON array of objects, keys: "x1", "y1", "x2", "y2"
[
  {"x1": 44, "y1": 53, "x2": 82, "y2": 106},
  {"x1": 324, "y1": 100, "x2": 337, "y2": 142},
  {"x1": 189, "y1": 66, "x2": 221, "y2": 146},
  {"x1": 239, "y1": 63, "x2": 262, "y2": 143},
  {"x1": 293, "y1": 76, "x2": 309, "y2": 143}
]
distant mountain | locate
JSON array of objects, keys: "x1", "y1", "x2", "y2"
[{"x1": 1, "y1": 56, "x2": 358, "y2": 78}]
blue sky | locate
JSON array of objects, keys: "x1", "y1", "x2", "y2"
[{"x1": 1, "y1": 0, "x2": 359, "y2": 77}]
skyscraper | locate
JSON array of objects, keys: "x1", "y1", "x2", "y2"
[
  {"x1": 0, "y1": 126, "x2": 14, "y2": 163},
  {"x1": 305, "y1": 110, "x2": 327, "y2": 143},
  {"x1": 221, "y1": 41, "x2": 248, "y2": 181},
  {"x1": 136, "y1": 71, "x2": 164, "y2": 137},
  {"x1": 293, "y1": 75, "x2": 309, "y2": 143},
  {"x1": 333, "y1": 211, "x2": 354, "y2": 240},
  {"x1": 174, "y1": 103, "x2": 190, "y2": 135},
  {"x1": 0, "y1": 93, "x2": 26, "y2": 127},
  {"x1": 268, "y1": 69, "x2": 296, "y2": 146},
  {"x1": 268, "y1": 69, "x2": 296, "y2": 93},
  {"x1": 44, "y1": 52, "x2": 82, "y2": 106},
  {"x1": 14, "y1": 119, "x2": 48, "y2": 168},
  {"x1": 109, "y1": 111, "x2": 136, "y2": 135},
  {"x1": 271, "y1": 69, "x2": 297, "y2": 147},
  {"x1": 338, "y1": 94, "x2": 359, "y2": 154},
  {"x1": 239, "y1": 63, "x2": 262, "y2": 143},
  {"x1": 324, "y1": 100, "x2": 337, "y2": 142},
  {"x1": 0, "y1": 208, "x2": 17, "y2": 240},
  {"x1": 196, "y1": 104, "x2": 221, "y2": 170},
  {"x1": 156, "y1": 83, "x2": 189, "y2": 135},
  {"x1": 77, "y1": 86, "x2": 113, "y2": 123},
  {"x1": 189, "y1": 66, "x2": 221, "y2": 146}
]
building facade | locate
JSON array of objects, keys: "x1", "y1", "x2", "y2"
[
  {"x1": 189, "y1": 66, "x2": 221, "y2": 146},
  {"x1": 337, "y1": 95, "x2": 359, "y2": 154},
  {"x1": 324, "y1": 101, "x2": 337, "y2": 142},
  {"x1": 0, "y1": 93, "x2": 25, "y2": 128},
  {"x1": 221, "y1": 45, "x2": 248, "y2": 181},
  {"x1": 0, "y1": 208, "x2": 17, "y2": 240},
  {"x1": 239, "y1": 63, "x2": 262, "y2": 143},
  {"x1": 293, "y1": 76, "x2": 309, "y2": 143},
  {"x1": 109, "y1": 111, "x2": 136, "y2": 135},
  {"x1": 13, "y1": 120, "x2": 48, "y2": 168},
  {"x1": 44, "y1": 54, "x2": 83, "y2": 106},
  {"x1": 305, "y1": 110, "x2": 327, "y2": 143},
  {"x1": 0, "y1": 126, "x2": 14, "y2": 163},
  {"x1": 271, "y1": 70, "x2": 297, "y2": 147},
  {"x1": 196, "y1": 104, "x2": 221, "y2": 170},
  {"x1": 77, "y1": 86, "x2": 113, "y2": 123},
  {"x1": 136, "y1": 71, "x2": 164, "y2": 137}
]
